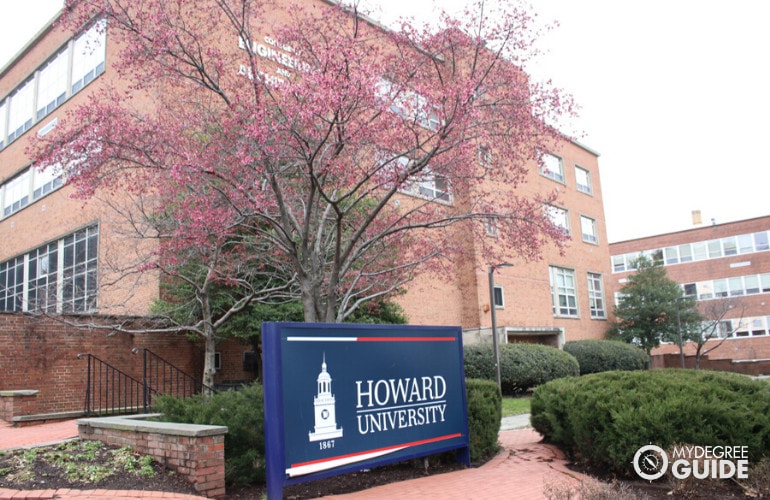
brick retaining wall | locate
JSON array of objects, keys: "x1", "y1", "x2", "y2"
[{"x1": 78, "y1": 415, "x2": 227, "y2": 498}]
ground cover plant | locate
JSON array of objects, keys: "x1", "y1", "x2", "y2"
[{"x1": 0, "y1": 439, "x2": 197, "y2": 494}]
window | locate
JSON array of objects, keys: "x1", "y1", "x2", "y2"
[
  {"x1": 664, "y1": 246, "x2": 679, "y2": 265},
  {"x1": 7, "y1": 79, "x2": 34, "y2": 142},
  {"x1": 484, "y1": 217, "x2": 498, "y2": 237},
  {"x1": 649, "y1": 249, "x2": 664, "y2": 266},
  {"x1": 416, "y1": 171, "x2": 450, "y2": 202},
  {"x1": 679, "y1": 244, "x2": 693, "y2": 263},
  {"x1": 713, "y1": 279, "x2": 728, "y2": 298},
  {"x1": 738, "y1": 234, "x2": 754, "y2": 254},
  {"x1": 692, "y1": 242, "x2": 707, "y2": 261},
  {"x1": 698, "y1": 281, "x2": 714, "y2": 300},
  {"x1": 728, "y1": 276, "x2": 744, "y2": 296},
  {"x1": 745, "y1": 275, "x2": 760, "y2": 295},
  {"x1": 0, "y1": 100, "x2": 6, "y2": 149},
  {"x1": 478, "y1": 145, "x2": 492, "y2": 169},
  {"x1": 71, "y1": 21, "x2": 107, "y2": 94},
  {"x1": 722, "y1": 237, "x2": 737, "y2": 256},
  {"x1": 755, "y1": 232, "x2": 770, "y2": 251},
  {"x1": 540, "y1": 153, "x2": 564, "y2": 183},
  {"x1": 580, "y1": 215, "x2": 598, "y2": 244},
  {"x1": 612, "y1": 255, "x2": 626, "y2": 273},
  {"x1": 587, "y1": 272, "x2": 606, "y2": 319},
  {"x1": 1, "y1": 165, "x2": 64, "y2": 219},
  {"x1": 214, "y1": 352, "x2": 222, "y2": 370},
  {"x1": 546, "y1": 205, "x2": 569, "y2": 234},
  {"x1": 1, "y1": 19, "x2": 107, "y2": 150},
  {"x1": 550, "y1": 266, "x2": 578, "y2": 317},
  {"x1": 0, "y1": 256, "x2": 25, "y2": 312},
  {"x1": 575, "y1": 165, "x2": 592, "y2": 194},
  {"x1": 707, "y1": 239, "x2": 722, "y2": 258},
  {"x1": 2, "y1": 170, "x2": 31, "y2": 217},
  {"x1": 61, "y1": 226, "x2": 99, "y2": 313},
  {"x1": 493, "y1": 285, "x2": 504, "y2": 308},
  {"x1": 32, "y1": 163, "x2": 63, "y2": 200},
  {"x1": 0, "y1": 225, "x2": 99, "y2": 313},
  {"x1": 27, "y1": 242, "x2": 58, "y2": 312},
  {"x1": 683, "y1": 283, "x2": 697, "y2": 297},
  {"x1": 761, "y1": 273, "x2": 770, "y2": 293},
  {"x1": 36, "y1": 49, "x2": 68, "y2": 120}
]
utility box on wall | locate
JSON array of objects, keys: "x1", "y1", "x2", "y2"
[{"x1": 262, "y1": 322, "x2": 470, "y2": 499}]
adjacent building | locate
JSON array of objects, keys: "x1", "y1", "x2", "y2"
[
  {"x1": 609, "y1": 215, "x2": 770, "y2": 372},
  {"x1": 0, "y1": 0, "x2": 612, "y2": 419}
]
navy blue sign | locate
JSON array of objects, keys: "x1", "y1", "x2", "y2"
[{"x1": 263, "y1": 322, "x2": 470, "y2": 498}]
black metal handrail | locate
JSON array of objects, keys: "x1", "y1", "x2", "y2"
[
  {"x1": 131, "y1": 347, "x2": 212, "y2": 401},
  {"x1": 78, "y1": 348, "x2": 213, "y2": 417},
  {"x1": 77, "y1": 353, "x2": 147, "y2": 416}
]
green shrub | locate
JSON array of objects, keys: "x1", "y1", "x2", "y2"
[
  {"x1": 563, "y1": 339, "x2": 649, "y2": 375},
  {"x1": 465, "y1": 378, "x2": 502, "y2": 461},
  {"x1": 464, "y1": 343, "x2": 579, "y2": 396},
  {"x1": 154, "y1": 382, "x2": 265, "y2": 485},
  {"x1": 531, "y1": 369, "x2": 770, "y2": 476}
]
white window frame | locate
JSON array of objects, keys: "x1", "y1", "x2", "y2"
[
  {"x1": 478, "y1": 144, "x2": 492, "y2": 169},
  {"x1": 550, "y1": 266, "x2": 578, "y2": 317},
  {"x1": 580, "y1": 215, "x2": 598, "y2": 244},
  {"x1": 575, "y1": 165, "x2": 592, "y2": 194},
  {"x1": 540, "y1": 153, "x2": 564, "y2": 183},
  {"x1": 545, "y1": 205, "x2": 570, "y2": 235},
  {"x1": 587, "y1": 272, "x2": 606, "y2": 319}
]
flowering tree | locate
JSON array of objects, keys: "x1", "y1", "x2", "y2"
[{"x1": 35, "y1": 0, "x2": 572, "y2": 330}]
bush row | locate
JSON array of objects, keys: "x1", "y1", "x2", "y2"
[
  {"x1": 530, "y1": 369, "x2": 770, "y2": 476},
  {"x1": 464, "y1": 342, "x2": 579, "y2": 396},
  {"x1": 155, "y1": 377, "x2": 502, "y2": 485},
  {"x1": 563, "y1": 339, "x2": 649, "y2": 375}
]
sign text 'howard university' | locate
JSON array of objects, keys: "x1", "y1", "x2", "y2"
[{"x1": 263, "y1": 323, "x2": 470, "y2": 498}]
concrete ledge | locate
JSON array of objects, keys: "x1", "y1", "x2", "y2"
[
  {"x1": 77, "y1": 414, "x2": 228, "y2": 437},
  {"x1": 0, "y1": 390, "x2": 39, "y2": 397},
  {"x1": 12, "y1": 410, "x2": 84, "y2": 426}
]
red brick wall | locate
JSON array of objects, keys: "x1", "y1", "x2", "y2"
[
  {"x1": 0, "y1": 314, "x2": 203, "y2": 416},
  {"x1": 652, "y1": 352, "x2": 770, "y2": 376}
]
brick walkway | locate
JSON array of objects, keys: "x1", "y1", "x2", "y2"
[{"x1": 1, "y1": 418, "x2": 598, "y2": 499}]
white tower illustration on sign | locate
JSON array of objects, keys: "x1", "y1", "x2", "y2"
[{"x1": 308, "y1": 354, "x2": 343, "y2": 442}]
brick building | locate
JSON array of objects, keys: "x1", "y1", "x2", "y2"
[
  {"x1": 609, "y1": 215, "x2": 770, "y2": 373},
  {"x1": 0, "y1": 1, "x2": 611, "y2": 419}
]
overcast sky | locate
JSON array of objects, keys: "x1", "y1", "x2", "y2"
[{"x1": 3, "y1": 0, "x2": 769, "y2": 243}]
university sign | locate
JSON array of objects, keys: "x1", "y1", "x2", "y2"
[{"x1": 263, "y1": 322, "x2": 470, "y2": 498}]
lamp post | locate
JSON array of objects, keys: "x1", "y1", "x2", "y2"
[
  {"x1": 675, "y1": 296, "x2": 685, "y2": 369},
  {"x1": 488, "y1": 263, "x2": 513, "y2": 389}
]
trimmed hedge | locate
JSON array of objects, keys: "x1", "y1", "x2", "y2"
[
  {"x1": 465, "y1": 378, "x2": 502, "y2": 461},
  {"x1": 531, "y1": 369, "x2": 770, "y2": 476},
  {"x1": 464, "y1": 343, "x2": 579, "y2": 396},
  {"x1": 154, "y1": 383, "x2": 266, "y2": 486},
  {"x1": 563, "y1": 339, "x2": 649, "y2": 375},
  {"x1": 155, "y1": 378, "x2": 503, "y2": 484}
]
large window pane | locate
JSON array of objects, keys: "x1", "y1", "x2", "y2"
[
  {"x1": 7, "y1": 79, "x2": 34, "y2": 142},
  {"x1": 541, "y1": 153, "x2": 564, "y2": 183},
  {"x1": 754, "y1": 232, "x2": 769, "y2": 251},
  {"x1": 72, "y1": 20, "x2": 106, "y2": 94},
  {"x1": 36, "y1": 49, "x2": 68, "y2": 120}
]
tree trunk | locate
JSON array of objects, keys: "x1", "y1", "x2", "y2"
[{"x1": 200, "y1": 291, "x2": 216, "y2": 394}]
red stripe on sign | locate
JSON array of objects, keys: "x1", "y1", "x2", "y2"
[
  {"x1": 291, "y1": 433, "x2": 463, "y2": 469},
  {"x1": 358, "y1": 337, "x2": 456, "y2": 342}
]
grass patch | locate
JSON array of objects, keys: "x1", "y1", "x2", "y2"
[{"x1": 502, "y1": 396, "x2": 530, "y2": 416}]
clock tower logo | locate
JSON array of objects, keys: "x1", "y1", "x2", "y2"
[{"x1": 308, "y1": 354, "x2": 343, "y2": 442}]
